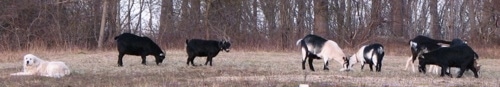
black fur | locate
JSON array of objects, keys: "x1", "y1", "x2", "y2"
[
  {"x1": 361, "y1": 43, "x2": 385, "y2": 72},
  {"x1": 300, "y1": 34, "x2": 327, "y2": 54},
  {"x1": 185, "y1": 39, "x2": 231, "y2": 66},
  {"x1": 450, "y1": 39, "x2": 479, "y2": 59},
  {"x1": 450, "y1": 39, "x2": 467, "y2": 46},
  {"x1": 114, "y1": 33, "x2": 165, "y2": 67},
  {"x1": 409, "y1": 35, "x2": 451, "y2": 62},
  {"x1": 418, "y1": 44, "x2": 479, "y2": 78}
]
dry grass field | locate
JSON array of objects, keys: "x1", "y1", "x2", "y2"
[{"x1": 1, "y1": 50, "x2": 499, "y2": 86}]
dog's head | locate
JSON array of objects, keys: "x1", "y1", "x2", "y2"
[{"x1": 23, "y1": 54, "x2": 41, "y2": 66}]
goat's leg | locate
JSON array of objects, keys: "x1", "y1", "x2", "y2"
[
  {"x1": 456, "y1": 66, "x2": 467, "y2": 78},
  {"x1": 118, "y1": 53, "x2": 125, "y2": 67},
  {"x1": 204, "y1": 57, "x2": 210, "y2": 66},
  {"x1": 187, "y1": 56, "x2": 197, "y2": 66},
  {"x1": 376, "y1": 62, "x2": 382, "y2": 72},
  {"x1": 302, "y1": 58, "x2": 307, "y2": 70},
  {"x1": 323, "y1": 60, "x2": 329, "y2": 70},
  {"x1": 404, "y1": 57, "x2": 415, "y2": 72},
  {"x1": 361, "y1": 63, "x2": 365, "y2": 71},
  {"x1": 369, "y1": 64, "x2": 374, "y2": 71},
  {"x1": 207, "y1": 57, "x2": 213, "y2": 66},
  {"x1": 469, "y1": 65, "x2": 479, "y2": 78},
  {"x1": 141, "y1": 55, "x2": 147, "y2": 65},
  {"x1": 308, "y1": 58, "x2": 315, "y2": 71}
]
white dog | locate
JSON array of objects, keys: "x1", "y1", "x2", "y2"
[{"x1": 10, "y1": 54, "x2": 71, "y2": 78}]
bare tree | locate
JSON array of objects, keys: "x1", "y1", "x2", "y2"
[
  {"x1": 313, "y1": 0, "x2": 328, "y2": 36},
  {"x1": 1, "y1": 0, "x2": 500, "y2": 54},
  {"x1": 98, "y1": 0, "x2": 108, "y2": 49}
]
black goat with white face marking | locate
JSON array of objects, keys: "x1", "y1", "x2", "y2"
[
  {"x1": 347, "y1": 43, "x2": 385, "y2": 72},
  {"x1": 114, "y1": 33, "x2": 166, "y2": 67},
  {"x1": 405, "y1": 35, "x2": 451, "y2": 72},
  {"x1": 409, "y1": 35, "x2": 451, "y2": 62},
  {"x1": 296, "y1": 34, "x2": 348, "y2": 71},
  {"x1": 186, "y1": 39, "x2": 231, "y2": 66}
]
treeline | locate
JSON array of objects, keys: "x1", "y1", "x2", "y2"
[{"x1": 1, "y1": 0, "x2": 499, "y2": 52}]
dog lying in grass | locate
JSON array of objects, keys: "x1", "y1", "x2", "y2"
[{"x1": 10, "y1": 54, "x2": 70, "y2": 78}]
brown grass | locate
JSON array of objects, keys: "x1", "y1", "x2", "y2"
[{"x1": 1, "y1": 50, "x2": 499, "y2": 86}]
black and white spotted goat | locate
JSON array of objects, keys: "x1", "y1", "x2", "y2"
[
  {"x1": 296, "y1": 34, "x2": 348, "y2": 71},
  {"x1": 346, "y1": 43, "x2": 385, "y2": 72}
]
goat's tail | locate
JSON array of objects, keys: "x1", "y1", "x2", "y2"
[
  {"x1": 185, "y1": 39, "x2": 190, "y2": 44},
  {"x1": 114, "y1": 36, "x2": 119, "y2": 40},
  {"x1": 474, "y1": 51, "x2": 479, "y2": 59},
  {"x1": 297, "y1": 39, "x2": 309, "y2": 51},
  {"x1": 377, "y1": 46, "x2": 384, "y2": 55},
  {"x1": 296, "y1": 39, "x2": 302, "y2": 46}
]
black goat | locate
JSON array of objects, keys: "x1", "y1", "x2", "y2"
[
  {"x1": 409, "y1": 35, "x2": 451, "y2": 62},
  {"x1": 418, "y1": 43, "x2": 479, "y2": 78},
  {"x1": 114, "y1": 33, "x2": 165, "y2": 66},
  {"x1": 185, "y1": 39, "x2": 231, "y2": 66},
  {"x1": 405, "y1": 35, "x2": 451, "y2": 71}
]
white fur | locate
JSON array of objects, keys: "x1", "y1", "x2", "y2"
[
  {"x1": 346, "y1": 46, "x2": 366, "y2": 71},
  {"x1": 10, "y1": 54, "x2": 71, "y2": 78},
  {"x1": 410, "y1": 41, "x2": 417, "y2": 51},
  {"x1": 300, "y1": 40, "x2": 347, "y2": 71},
  {"x1": 404, "y1": 57, "x2": 416, "y2": 72},
  {"x1": 317, "y1": 40, "x2": 347, "y2": 71}
]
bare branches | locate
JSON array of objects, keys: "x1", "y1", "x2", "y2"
[{"x1": 1, "y1": 0, "x2": 499, "y2": 51}]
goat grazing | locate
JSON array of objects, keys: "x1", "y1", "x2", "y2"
[
  {"x1": 346, "y1": 43, "x2": 385, "y2": 72},
  {"x1": 114, "y1": 33, "x2": 166, "y2": 66},
  {"x1": 296, "y1": 34, "x2": 348, "y2": 71}
]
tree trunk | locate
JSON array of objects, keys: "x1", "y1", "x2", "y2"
[
  {"x1": 313, "y1": 0, "x2": 328, "y2": 36},
  {"x1": 97, "y1": 0, "x2": 108, "y2": 49},
  {"x1": 159, "y1": 0, "x2": 173, "y2": 45},
  {"x1": 391, "y1": 0, "x2": 404, "y2": 37},
  {"x1": 429, "y1": 0, "x2": 441, "y2": 39}
]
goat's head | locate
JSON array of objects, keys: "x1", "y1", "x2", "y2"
[
  {"x1": 417, "y1": 56, "x2": 428, "y2": 73},
  {"x1": 155, "y1": 52, "x2": 166, "y2": 65},
  {"x1": 219, "y1": 40, "x2": 231, "y2": 52},
  {"x1": 342, "y1": 57, "x2": 350, "y2": 71}
]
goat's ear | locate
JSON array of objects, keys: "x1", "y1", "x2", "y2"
[{"x1": 218, "y1": 41, "x2": 223, "y2": 46}]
